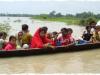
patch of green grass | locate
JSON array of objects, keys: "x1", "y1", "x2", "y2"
[{"x1": 31, "y1": 16, "x2": 80, "y2": 25}]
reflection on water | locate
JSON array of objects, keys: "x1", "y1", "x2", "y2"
[
  {"x1": 0, "y1": 49, "x2": 100, "y2": 73},
  {"x1": 0, "y1": 17, "x2": 100, "y2": 73}
]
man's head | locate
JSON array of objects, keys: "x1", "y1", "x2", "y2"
[
  {"x1": 0, "y1": 32, "x2": 7, "y2": 40},
  {"x1": 89, "y1": 21, "x2": 96, "y2": 28},
  {"x1": 61, "y1": 28, "x2": 68, "y2": 36},
  {"x1": 86, "y1": 25, "x2": 91, "y2": 32},
  {"x1": 40, "y1": 27, "x2": 48, "y2": 37},
  {"x1": 68, "y1": 28, "x2": 73, "y2": 34},
  {"x1": 22, "y1": 24, "x2": 29, "y2": 32}
]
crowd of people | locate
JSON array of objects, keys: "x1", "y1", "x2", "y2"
[{"x1": 0, "y1": 21, "x2": 100, "y2": 51}]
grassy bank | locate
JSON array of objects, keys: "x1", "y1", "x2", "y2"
[
  {"x1": 31, "y1": 15, "x2": 99, "y2": 26},
  {"x1": 31, "y1": 16, "x2": 80, "y2": 25}
]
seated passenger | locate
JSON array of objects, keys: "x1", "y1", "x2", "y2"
[
  {"x1": 82, "y1": 26, "x2": 93, "y2": 41},
  {"x1": 52, "y1": 31, "x2": 61, "y2": 46},
  {"x1": 67, "y1": 28, "x2": 75, "y2": 44},
  {"x1": 16, "y1": 31, "x2": 23, "y2": 48},
  {"x1": 0, "y1": 32, "x2": 7, "y2": 50},
  {"x1": 92, "y1": 26, "x2": 100, "y2": 43},
  {"x1": 58, "y1": 28, "x2": 72, "y2": 46},
  {"x1": 89, "y1": 21, "x2": 96, "y2": 33},
  {"x1": 31, "y1": 27, "x2": 54, "y2": 48},
  {"x1": 46, "y1": 32, "x2": 52, "y2": 40},
  {"x1": 4, "y1": 35, "x2": 16, "y2": 51},
  {"x1": 18, "y1": 24, "x2": 32, "y2": 48}
]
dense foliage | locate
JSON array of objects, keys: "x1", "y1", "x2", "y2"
[{"x1": 32, "y1": 11, "x2": 99, "y2": 25}]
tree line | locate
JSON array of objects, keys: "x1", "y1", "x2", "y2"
[
  {"x1": 0, "y1": 11, "x2": 100, "y2": 26},
  {"x1": 47, "y1": 11, "x2": 100, "y2": 19},
  {"x1": 0, "y1": 11, "x2": 100, "y2": 19},
  {"x1": 0, "y1": 11, "x2": 100, "y2": 18},
  {"x1": 37, "y1": 11, "x2": 100, "y2": 26}
]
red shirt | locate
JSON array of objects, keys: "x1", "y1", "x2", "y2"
[
  {"x1": 58, "y1": 34, "x2": 71, "y2": 46},
  {"x1": 4, "y1": 42, "x2": 16, "y2": 51}
]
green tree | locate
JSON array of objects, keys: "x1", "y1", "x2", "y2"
[
  {"x1": 76, "y1": 12, "x2": 94, "y2": 19},
  {"x1": 49, "y1": 11, "x2": 56, "y2": 17},
  {"x1": 79, "y1": 17, "x2": 96, "y2": 26},
  {"x1": 79, "y1": 19, "x2": 86, "y2": 26},
  {"x1": 55, "y1": 12, "x2": 63, "y2": 17}
]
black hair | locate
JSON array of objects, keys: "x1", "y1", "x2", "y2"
[
  {"x1": 3, "y1": 32, "x2": 7, "y2": 36},
  {"x1": 89, "y1": 21, "x2": 96, "y2": 25},
  {"x1": 68, "y1": 28, "x2": 73, "y2": 33},
  {"x1": 18, "y1": 31, "x2": 23, "y2": 36},
  {"x1": 52, "y1": 31, "x2": 58, "y2": 35},
  {"x1": 41, "y1": 26, "x2": 48, "y2": 33},
  {"x1": 86, "y1": 25, "x2": 91, "y2": 30},
  {"x1": 0, "y1": 32, "x2": 7, "y2": 38},
  {"x1": 61, "y1": 28, "x2": 68, "y2": 32},
  {"x1": 9, "y1": 35, "x2": 16, "y2": 41},
  {"x1": 0, "y1": 32, "x2": 3, "y2": 37},
  {"x1": 22, "y1": 24, "x2": 28, "y2": 31}
]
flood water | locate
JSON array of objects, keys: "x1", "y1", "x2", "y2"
[{"x1": 0, "y1": 17, "x2": 100, "y2": 73}]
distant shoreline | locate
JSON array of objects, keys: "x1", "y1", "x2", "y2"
[{"x1": 0, "y1": 16, "x2": 30, "y2": 17}]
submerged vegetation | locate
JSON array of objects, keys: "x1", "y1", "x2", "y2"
[
  {"x1": 0, "y1": 23, "x2": 11, "y2": 33},
  {"x1": 14, "y1": 19, "x2": 21, "y2": 22}
]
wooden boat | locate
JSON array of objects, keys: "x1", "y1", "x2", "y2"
[{"x1": 0, "y1": 43, "x2": 100, "y2": 57}]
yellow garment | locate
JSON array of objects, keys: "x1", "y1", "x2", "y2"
[
  {"x1": 16, "y1": 45, "x2": 21, "y2": 49},
  {"x1": 92, "y1": 31, "x2": 100, "y2": 42},
  {"x1": 22, "y1": 32, "x2": 32, "y2": 45}
]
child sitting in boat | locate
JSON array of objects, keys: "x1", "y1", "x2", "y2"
[
  {"x1": 52, "y1": 31, "x2": 61, "y2": 46},
  {"x1": 58, "y1": 28, "x2": 73, "y2": 46},
  {"x1": 46, "y1": 32, "x2": 52, "y2": 40},
  {"x1": 0, "y1": 32, "x2": 7, "y2": 50},
  {"x1": 89, "y1": 21, "x2": 96, "y2": 33},
  {"x1": 31, "y1": 27, "x2": 54, "y2": 48},
  {"x1": 75, "y1": 25, "x2": 97, "y2": 45},
  {"x1": 67, "y1": 28, "x2": 75, "y2": 44},
  {"x1": 4, "y1": 35, "x2": 16, "y2": 51},
  {"x1": 75, "y1": 26, "x2": 92, "y2": 45},
  {"x1": 16, "y1": 31, "x2": 23, "y2": 48},
  {"x1": 82, "y1": 25, "x2": 93, "y2": 41},
  {"x1": 18, "y1": 24, "x2": 32, "y2": 48}
]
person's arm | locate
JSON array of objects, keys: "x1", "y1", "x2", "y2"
[
  {"x1": 27, "y1": 34, "x2": 32, "y2": 44},
  {"x1": 34, "y1": 38, "x2": 44, "y2": 48},
  {"x1": 82, "y1": 31, "x2": 86, "y2": 39},
  {"x1": 4, "y1": 44, "x2": 12, "y2": 51},
  {"x1": 90, "y1": 32, "x2": 97, "y2": 43},
  {"x1": 45, "y1": 38, "x2": 55, "y2": 48},
  {"x1": 33, "y1": 37, "x2": 52, "y2": 48}
]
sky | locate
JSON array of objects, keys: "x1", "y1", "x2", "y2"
[{"x1": 0, "y1": 0, "x2": 100, "y2": 15}]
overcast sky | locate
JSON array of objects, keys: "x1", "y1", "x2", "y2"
[{"x1": 0, "y1": 0, "x2": 100, "y2": 15}]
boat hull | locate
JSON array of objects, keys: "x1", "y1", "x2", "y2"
[{"x1": 0, "y1": 43, "x2": 100, "y2": 57}]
